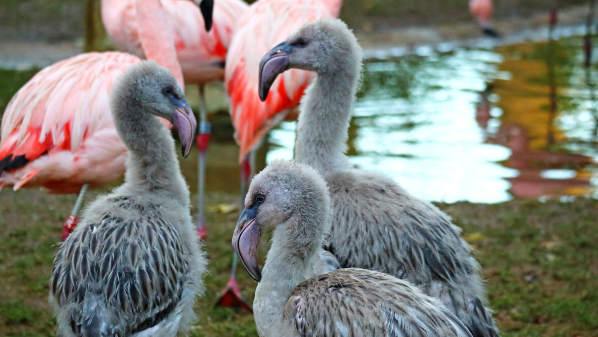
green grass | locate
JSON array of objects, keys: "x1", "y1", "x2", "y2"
[{"x1": 1, "y1": 188, "x2": 597, "y2": 336}]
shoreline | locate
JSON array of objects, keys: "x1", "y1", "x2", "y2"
[{"x1": 0, "y1": 5, "x2": 591, "y2": 69}]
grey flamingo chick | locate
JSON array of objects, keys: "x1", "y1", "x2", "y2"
[
  {"x1": 258, "y1": 19, "x2": 499, "y2": 337},
  {"x1": 232, "y1": 159, "x2": 473, "y2": 337},
  {"x1": 49, "y1": 61, "x2": 206, "y2": 337}
]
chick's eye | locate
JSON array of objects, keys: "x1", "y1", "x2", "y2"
[
  {"x1": 294, "y1": 38, "x2": 307, "y2": 47},
  {"x1": 163, "y1": 87, "x2": 173, "y2": 96},
  {"x1": 255, "y1": 194, "x2": 265, "y2": 203}
]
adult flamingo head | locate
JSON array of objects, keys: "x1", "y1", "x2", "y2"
[
  {"x1": 116, "y1": 61, "x2": 197, "y2": 157},
  {"x1": 194, "y1": 0, "x2": 214, "y2": 31},
  {"x1": 258, "y1": 18, "x2": 360, "y2": 101}
]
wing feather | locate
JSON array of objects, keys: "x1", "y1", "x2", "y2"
[
  {"x1": 286, "y1": 269, "x2": 471, "y2": 337},
  {"x1": 0, "y1": 52, "x2": 140, "y2": 174},
  {"x1": 325, "y1": 170, "x2": 498, "y2": 337},
  {"x1": 49, "y1": 199, "x2": 190, "y2": 334}
]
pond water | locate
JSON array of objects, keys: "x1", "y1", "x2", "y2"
[
  {"x1": 1, "y1": 35, "x2": 597, "y2": 203},
  {"x1": 266, "y1": 35, "x2": 598, "y2": 203}
]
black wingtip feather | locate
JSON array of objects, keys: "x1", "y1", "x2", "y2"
[
  {"x1": 0, "y1": 154, "x2": 30, "y2": 172},
  {"x1": 482, "y1": 27, "x2": 501, "y2": 38}
]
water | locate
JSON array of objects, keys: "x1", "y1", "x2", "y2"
[
  {"x1": 265, "y1": 36, "x2": 598, "y2": 203},
  {"x1": 1, "y1": 35, "x2": 597, "y2": 203}
]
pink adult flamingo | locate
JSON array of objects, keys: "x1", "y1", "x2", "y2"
[
  {"x1": 219, "y1": 0, "x2": 342, "y2": 311},
  {"x1": 102, "y1": 0, "x2": 248, "y2": 239},
  {"x1": 469, "y1": 0, "x2": 500, "y2": 37},
  {"x1": 0, "y1": 0, "x2": 210, "y2": 240}
]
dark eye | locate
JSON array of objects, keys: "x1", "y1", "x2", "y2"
[
  {"x1": 293, "y1": 38, "x2": 307, "y2": 47},
  {"x1": 254, "y1": 194, "x2": 265, "y2": 204},
  {"x1": 163, "y1": 87, "x2": 173, "y2": 96}
]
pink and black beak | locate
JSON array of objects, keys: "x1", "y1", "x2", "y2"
[
  {"x1": 171, "y1": 98, "x2": 197, "y2": 158},
  {"x1": 258, "y1": 41, "x2": 294, "y2": 102},
  {"x1": 232, "y1": 203, "x2": 262, "y2": 282},
  {"x1": 195, "y1": 0, "x2": 214, "y2": 31}
]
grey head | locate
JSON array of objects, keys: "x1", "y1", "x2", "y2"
[
  {"x1": 232, "y1": 159, "x2": 330, "y2": 282},
  {"x1": 258, "y1": 18, "x2": 362, "y2": 101},
  {"x1": 114, "y1": 60, "x2": 197, "y2": 157},
  {"x1": 193, "y1": 0, "x2": 214, "y2": 31}
]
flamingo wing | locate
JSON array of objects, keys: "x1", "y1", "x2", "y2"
[
  {"x1": 0, "y1": 52, "x2": 140, "y2": 191},
  {"x1": 225, "y1": 0, "x2": 342, "y2": 160}
]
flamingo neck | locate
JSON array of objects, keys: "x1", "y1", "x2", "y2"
[
  {"x1": 112, "y1": 98, "x2": 189, "y2": 205},
  {"x1": 254, "y1": 213, "x2": 328, "y2": 337},
  {"x1": 294, "y1": 53, "x2": 361, "y2": 176},
  {"x1": 135, "y1": 0, "x2": 185, "y2": 90}
]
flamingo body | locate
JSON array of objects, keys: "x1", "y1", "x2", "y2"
[
  {"x1": 0, "y1": 53, "x2": 141, "y2": 193},
  {"x1": 469, "y1": 0, "x2": 493, "y2": 25},
  {"x1": 103, "y1": 0, "x2": 248, "y2": 85},
  {"x1": 224, "y1": 0, "x2": 342, "y2": 159},
  {"x1": 0, "y1": 0, "x2": 189, "y2": 195}
]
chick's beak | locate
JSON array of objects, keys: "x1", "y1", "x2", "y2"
[
  {"x1": 232, "y1": 206, "x2": 262, "y2": 282},
  {"x1": 172, "y1": 100, "x2": 197, "y2": 158},
  {"x1": 258, "y1": 41, "x2": 293, "y2": 102}
]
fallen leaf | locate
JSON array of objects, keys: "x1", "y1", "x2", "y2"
[
  {"x1": 540, "y1": 240, "x2": 562, "y2": 249},
  {"x1": 217, "y1": 203, "x2": 238, "y2": 214},
  {"x1": 463, "y1": 232, "x2": 485, "y2": 243}
]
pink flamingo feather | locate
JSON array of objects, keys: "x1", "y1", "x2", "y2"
[{"x1": 0, "y1": 0, "x2": 198, "y2": 239}]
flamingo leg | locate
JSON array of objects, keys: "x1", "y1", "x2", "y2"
[
  {"x1": 62, "y1": 183, "x2": 89, "y2": 241},
  {"x1": 214, "y1": 154, "x2": 253, "y2": 312},
  {"x1": 196, "y1": 85, "x2": 211, "y2": 240}
]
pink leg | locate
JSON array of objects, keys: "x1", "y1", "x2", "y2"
[
  {"x1": 62, "y1": 183, "x2": 89, "y2": 241},
  {"x1": 196, "y1": 85, "x2": 210, "y2": 240},
  {"x1": 215, "y1": 154, "x2": 253, "y2": 312}
]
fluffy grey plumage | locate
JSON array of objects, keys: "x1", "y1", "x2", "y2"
[
  {"x1": 49, "y1": 61, "x2": 206, "y2": 337},
  {"x1": 258, "y1": 19, "x2": 499, "y2": 337},
  {"x1": 235, "y1": 159, "x2": 472, "y2": 337}
]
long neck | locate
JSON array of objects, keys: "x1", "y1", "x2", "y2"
[
  {"x1": 136, "y1": 0, "x2": 185, "y2": 90},
  {"x1": 323, "y1": 0, "x2": 343, "y2": 18},
  {"x1": 294, "y1": 57, "x2": 360, "y2": 176},
  {"x1": 254, "y1": 213, "x2": 328, "y2": 336},
  {"x1": 113, "y1": 99, "x2": 189, "y2": 205}
]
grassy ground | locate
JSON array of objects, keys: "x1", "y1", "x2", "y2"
[{"x1": 1, "y1": 187, "x2": 597, "y2": 336}]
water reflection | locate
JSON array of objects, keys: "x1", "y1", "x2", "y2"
[
  {"x1": 268, "y1": 36, "x2": 597, "y2": 203},
  {"x1": 1, "y1": 36, "x2": 597, "y2": 203}
]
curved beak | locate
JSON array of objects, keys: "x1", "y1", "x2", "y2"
[
  {"x1": 232, "y1": 205, "x2": 262, "y2": 282},
  {"x1": 171, "y1": 99, "x2": 197, "y2": 158},
  {"x1": 258, "y1": 41, "x2": 293, "y2": 102},
  {"x1": 196, "y1": 0, "x2": 214, "y2": 31}
]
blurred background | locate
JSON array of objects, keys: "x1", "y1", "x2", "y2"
[{"x1": 1, "y1": 1, "x2": 597, "y2": 336}]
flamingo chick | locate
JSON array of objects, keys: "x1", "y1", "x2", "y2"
[
  {"x1": 49, "y1": 61, "x2": 205, "y2": 337},
  {"x1": 258, "y1": 18, "x2": 499, "y2": 337},
  {"x1": 232, "y1": 159, "x2": 473, "y2": 337},
  {"x1": 102, "y1": 0, "x2": 248, "y2": 239}
]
